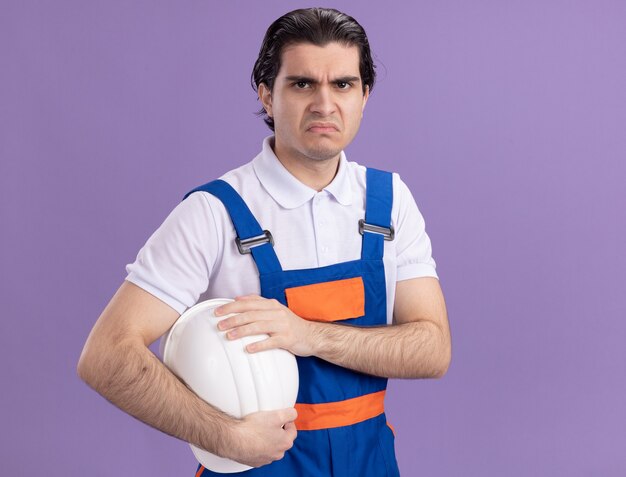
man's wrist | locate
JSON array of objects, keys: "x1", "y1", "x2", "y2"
[
  {"x1": 197, "y1": 410, "x2": 240, "y2": 458},
  {"x1": 304, "y1": 319, "x2": 327, "y2": 357}
]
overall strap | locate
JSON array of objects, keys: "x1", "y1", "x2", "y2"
[
  {"x1": 184, "y1": 180, "x2": 283, "y2": 275},
  {"x1": 361, "y1": 168, "x2": 394, "y2": 260}
]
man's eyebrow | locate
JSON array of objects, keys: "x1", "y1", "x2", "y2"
[
  {"x1": 285, "y1": 75, "x2": 318, "y2": 84},
  {"x1": 334, "y1": 76, "x2": 361, "y2": 83},
  {"x1": 284, "y1": 75, "x2": 361, "y2": 84}
]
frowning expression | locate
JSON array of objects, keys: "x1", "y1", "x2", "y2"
[{"x1": 259, "y1": 42, "x2": 369, "y2": 164}]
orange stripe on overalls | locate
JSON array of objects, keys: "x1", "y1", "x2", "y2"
[{"x1": 294, "y1": 390, "x2": 386, "y2": 430}]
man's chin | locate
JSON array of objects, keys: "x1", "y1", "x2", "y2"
[
  {"x1": 304, "y1": 146, "x2": 342, "y2": 162},
  {"x1": 302, "y1": 138, "x2": 344, "y2": 162}
]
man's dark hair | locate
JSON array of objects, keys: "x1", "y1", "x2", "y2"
[{"x1": 251, "y1": 7, "x2": 376, "y2": 131}]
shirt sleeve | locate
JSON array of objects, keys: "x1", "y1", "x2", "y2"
[
  {"x1": 125, "y1": 192, "x2": 220, "y2": 314},
  {"x1": 393, "y1": 174, "x2": 438, "y2": 281}
]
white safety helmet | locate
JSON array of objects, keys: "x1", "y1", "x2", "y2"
[{"x1": 161, "y1": 298, "x2": 299, "y2": 473}]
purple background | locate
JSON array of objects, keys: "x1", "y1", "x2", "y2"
[{"x1": 2, "y1": 1, "x2": 625, "y2": 475}]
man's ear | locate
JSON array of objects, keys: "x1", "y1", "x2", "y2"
[
  {"x1": 361, "y1": 84, "x2": 370, "y2": 117},
  {"x1": 258, "y1": 83, "x2": 273, "y2": 118}
]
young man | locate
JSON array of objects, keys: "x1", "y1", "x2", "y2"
[{"x1": 78, "y1": 7, "x2": 451, "y2": 476}]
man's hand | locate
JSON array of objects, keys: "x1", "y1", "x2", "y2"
[
  {"x1": 220, "y1": 408, "x2": 298, "y2": 468},
  {"x1": 214, "y1": 277, "x2": 450, "y2": 379},
  {"x1": 215, "y1": 295, "x2": 318, "y2": 356}
]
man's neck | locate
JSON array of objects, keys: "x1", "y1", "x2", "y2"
[{"x1": 271, "y1": 138, "x2": 340, "y2": 192}]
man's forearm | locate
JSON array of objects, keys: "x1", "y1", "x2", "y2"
[
  {"x1": 308, "y1": 320, "x2": 450, "y2": 379},
  {"x1": 78, "y1": 337, "x2": 233, "y2": 456}
]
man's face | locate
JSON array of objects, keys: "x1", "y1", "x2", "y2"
[{"x1": 259, "y1": 42, "x2": 369, "y2": 163}]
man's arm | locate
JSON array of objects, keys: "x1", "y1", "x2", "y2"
[
  {"x1": 215, "y1": 277, "x2": 451, "y2": 379},
  {"x1": 311, "y1": 277, "x2": 450, "y2": 378},
  {"x1": 77, "y1": 281, "x2": 297, "y2": 468}
]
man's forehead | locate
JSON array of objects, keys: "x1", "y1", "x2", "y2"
[{"x1": 278, "y1": 42, "x2": 361, "y2": 78}]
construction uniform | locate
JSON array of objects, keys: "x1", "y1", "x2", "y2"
[{"x1": 187, "y1": 169, "x2": 396, "y2": 476}]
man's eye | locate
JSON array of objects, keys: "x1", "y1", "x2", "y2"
[
  {"x1": 337, "y1": 81, "x2": 351, "y2": 89},
  {"x1": 295, "y1": 81, "x2": 309, "y2": 89}
]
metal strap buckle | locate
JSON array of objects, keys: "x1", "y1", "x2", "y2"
[
  {"x1": 358, "y1": 219, "x2": 395, "y2": 241},
  {"x1": 235, "y1": 230, "x2": 274, "y2": 254}
]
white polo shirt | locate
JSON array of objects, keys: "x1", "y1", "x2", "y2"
[{"x1": 126, "y1": 136, "x2": 437, "y2": 324}]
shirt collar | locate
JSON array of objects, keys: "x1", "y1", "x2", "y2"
[{"x1": 252, "y1": 136, "x2": 353, "y2": 209}]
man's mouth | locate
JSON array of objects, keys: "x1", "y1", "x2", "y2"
[{"x1": 307, "y1": 122, "x2": 339, "y2": 133}]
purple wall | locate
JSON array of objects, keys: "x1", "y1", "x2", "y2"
[{"x1": 2, "y1": 1, "x2": 625, "y2": 475}]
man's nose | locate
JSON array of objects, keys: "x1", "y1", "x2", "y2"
[{"x1": 309, "y1": 86, "x2": 336, "y2": 116}]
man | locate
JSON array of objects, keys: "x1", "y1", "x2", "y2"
[{"x1": 78, "y1": 7, "x2": 451, "y2": 477}]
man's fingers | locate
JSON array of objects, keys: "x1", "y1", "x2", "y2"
[
  {"x1": 235, "y1": 294, "x2": 262, "y2": 301},
  {"x1": 280, "y1": 409, "x2": 298, "y2": 442},
  {"x1": 218, "y1": 310, "x2": 281, "y2": 333},
  {"x1": 279, "y1": 407, "x2": 298, "y2": 424},
  {"x1": 283, "y1": 421, "x2": 297, "y2": 441},
  {"x1": 221, "y1": 315, "x2": 280, "y2": 338},
  {"x1": 215, "y1": 297, "x2": 281, "y2": 316},
  {"x1": 246, "y1": 336, "x2": 281, "y2": 353}
]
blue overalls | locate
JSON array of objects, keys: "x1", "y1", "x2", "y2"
[{"x1": 184, "y1": 168, "x2": 400, "y2": 477}]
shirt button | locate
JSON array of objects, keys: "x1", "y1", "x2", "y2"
[{"x1": 321, "y1": 246, "x2": 329, "y2": 253}]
